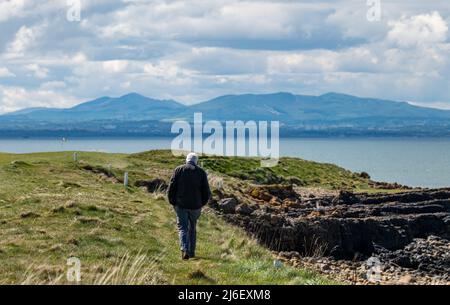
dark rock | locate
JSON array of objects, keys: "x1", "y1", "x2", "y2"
[
  {"x1": 208, "y1": 199, "x2": 219, "y2": 209},
  {"x1": 444, "y1": 216, "x2": 450, "y2": 230},
  {"x1": 266, "y1": 184, "x2": 297, "y2": 200},
  {"x1": 212, "y1": 189, "x2": 225, "y2": 199},
  {"x1": 236, "y1": 203, "x2": 254, "y2": 216},
  {"x1": 375, "y1": 236, "x2": 450, "y2": 276},
  {"x1": 279, "y1": 251, "x2": 301, "y2": 259},
  {"x1": 135, "y1": 179, "x2": 168, "y2": 192},
  {"x1": 392, "y1": 255, "x2": 416, "y2": 269},
  {"x1": 218, "y1": 198, "x2": 238, "y2": 214},
  {"x1": 333, "y1": 190, "x2": 360, "y2": 205},
  {"x1": 213, "y1": 183, "x2": 450, "y2": 282},
  {"x1": 220, "y1": 187, "x2": 450, "y2": 262}
]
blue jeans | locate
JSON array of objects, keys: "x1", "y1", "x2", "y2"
[{"x1": 174, "y1": 206, "x2": 201, "y2": 257}]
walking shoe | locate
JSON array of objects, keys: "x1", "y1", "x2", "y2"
[{"x1": 182, "y1": 251, "x2": 190, "y2": 260}]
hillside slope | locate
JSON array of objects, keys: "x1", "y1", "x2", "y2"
[{"x1": 0, "y1": 151, "x2": 336, "y2": 284}]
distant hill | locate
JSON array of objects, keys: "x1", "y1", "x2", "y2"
[
  {"x1": 1, "y1": 92, "x2": 450, "y2": 137},
  {"x1": 187, "y1": 92, "x2": 450, "y2": 125},
  {"x1": 1, "y1": 93, "x2": 185, "y2": 122}
]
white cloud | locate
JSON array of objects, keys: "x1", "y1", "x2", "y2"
[
  {"x1": 5, "y1": 24, "x2": 45, "y2": 58},
  {"x1": 72, "y1": 52, "x2": 88, "y2": 64},
  {"x1": 0, "y1": 0, "x2": 28, "y2": 23},
  {"x1": 25, "y1": 63, "x2": 49, "y2": 79},
  {"x1": 0, "y1": 85, "x2": 78, "y2": 113},
  {"x1": 266, "y1": 46, "x2": 381, "y2": 75},
  {"x1": 143, "y1": 61, "x2": 177, "y2": 78},
  {"x1": 40, "y1": 81, "x2": 66, "y2": 89},
  {"x1": 268, "y1": 51, "x2": 338, "y2": 74},
  {"x1": 141, "y1": 60, "x2": 195, "y2": 86},
  {"x1": 85, "y1": 0, "x2": 351, "y2": 51},
  {"x1": 92, "y1": 1, "x2": 297, "y2": 40},
  {"x1": 0, "y1": 0, "x2": 112, "y2": 23},
  {"x1": 0, "y1": 67, "x2": 15, "y2": 77},
  {"x1": 181, "y1": 47, "x2": 266, "y2": 75},
  {"x1": 387, "y1": 12, "x2": 448, "y2": 48},
  {"x1": 102, "y1": 60, "x2": 129, "y2": 73}
]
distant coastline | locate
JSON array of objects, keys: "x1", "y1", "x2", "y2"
[{"x1": 1, "y1": 131, "x2": 450, "y2": 139}]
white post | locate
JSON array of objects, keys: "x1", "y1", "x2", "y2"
[
  {"x1": 124, "y1": 172, "x2": 129, "y2": 187},
  {"x1": 217, "y1": 178, "x2": 223, "y2": 190},
  {"x1": 73, "y1": 152, "x2": 78, "y2": 162}
]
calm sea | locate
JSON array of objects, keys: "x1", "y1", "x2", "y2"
[{"x1": 1, "y1": 137, "x2": 449, "y2": 188}]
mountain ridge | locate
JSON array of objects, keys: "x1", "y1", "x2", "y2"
[
  {"x1": 1, "y1": 92, "x2": 450, "y2": 137},
  {"x1": 3, "y1": 91, "x2": 449, "y2": 118}
]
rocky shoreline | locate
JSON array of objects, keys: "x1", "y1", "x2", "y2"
[
  {"x1": 209, "y1": 185, "x2": 450, "y2": 284},
  {"x1": 138, "y1": 175, "x2": 449, "y2": 284},
  {"x1": 278, "y1": 235, "x2": 449, "y2": 285}
]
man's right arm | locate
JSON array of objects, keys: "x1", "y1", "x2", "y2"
[{"x1": 201, "y1": 170, "x2": 212, "y2": 207}]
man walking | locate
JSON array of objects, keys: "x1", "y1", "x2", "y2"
[{"x1": 168, "y1": 153, "x2": 211, "y2": 260}]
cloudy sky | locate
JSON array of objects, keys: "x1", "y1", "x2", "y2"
[{"x1": 0, "y1": 0, "x2": 449, "y2": 113}]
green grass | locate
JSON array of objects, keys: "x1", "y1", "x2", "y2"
[
  {"x1": 0, "y1": 151, "x2": 337, "y2": 285},
  {"x1": 131, "y1": 150, "x2": 376, "y2": 190}
]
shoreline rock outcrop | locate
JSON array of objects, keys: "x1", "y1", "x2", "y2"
[{"x1": 210, "y1": 186, "x2": 450, "y2": 283}]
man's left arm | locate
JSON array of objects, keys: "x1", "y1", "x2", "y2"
[{"x1": 167, "y1": 168, "x2": 179, "y2": 206}]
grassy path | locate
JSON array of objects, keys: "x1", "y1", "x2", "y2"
[{"x1": 0, "y1": 152, "x2": 334, "y2": 284}]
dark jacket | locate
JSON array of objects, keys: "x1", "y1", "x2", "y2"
[{"x1": 167, "y1": 163, "x2": 211, "y2": 209}]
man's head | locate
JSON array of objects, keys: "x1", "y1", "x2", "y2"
[{"x1": 186, "y1": 152, "x2": 199, "y2": 165}]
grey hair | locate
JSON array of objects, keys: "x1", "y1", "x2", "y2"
[{"x1": 186, "y1": 152, "x2": 199, "y2": 165}]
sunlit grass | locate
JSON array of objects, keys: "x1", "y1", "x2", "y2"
[{"x1": 0, "y1": 151, "x2": 338, "y2": 285}]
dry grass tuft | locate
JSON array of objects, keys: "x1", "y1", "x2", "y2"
[
  {"x1": 94, "y1": 251, "x2": 165, "y2": 285},
  {"x1": 303, "y1": 236, "x2": 328, "y2": 258},
  {"x1": 149, "y1": 184, "x2": 167, "y2": 201},
  {"x1": 18, "y1": 252, "x2": 165, "y2": 285},
  {"x1": 76, "y1": 216, "x2": 103, "y2": 225}
]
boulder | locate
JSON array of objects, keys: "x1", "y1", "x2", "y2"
[
  {"x1": 249, "y1": 188, "x2": 272, "y2": 201},
  {"x1": 333, "y1": 190, "x2": 360, "y2": 205},
  {"x1": 218, "y1": 198, "x2": 238, "y2": 214},
  {"x1": 208, "y1": 199, "x2": 219, "y2": 209},
  {"x1": 236, "y1": 203, "x2": 254, "y2": 216}
]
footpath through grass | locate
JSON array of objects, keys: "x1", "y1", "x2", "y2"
[{"x1": 0, "y1": 151, "x2": 335, "y2": 284}]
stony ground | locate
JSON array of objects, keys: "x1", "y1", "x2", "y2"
[{"x1": 278, "y1": 235, "x2": 450, "y2": 285}]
